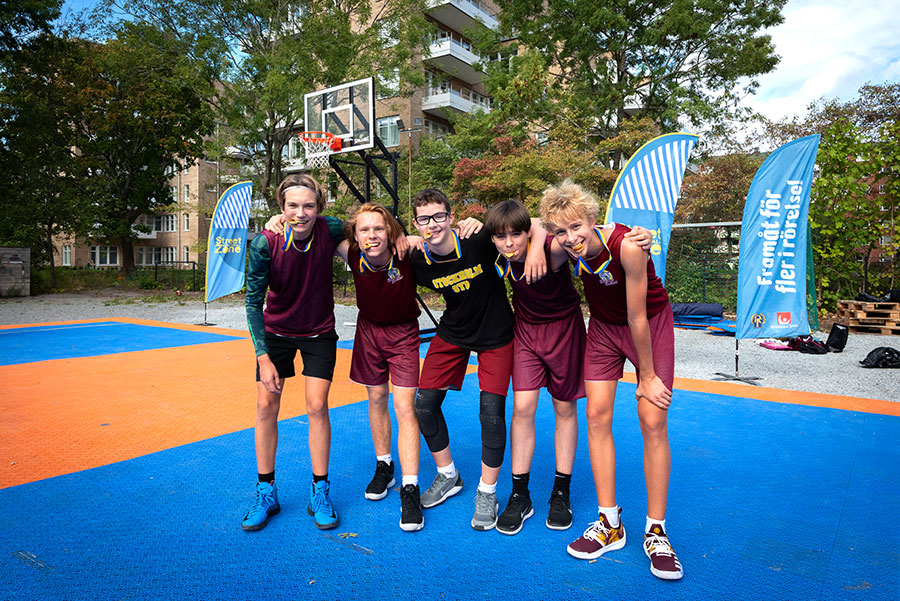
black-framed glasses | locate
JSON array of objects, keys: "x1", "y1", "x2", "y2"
[{"x1": 414, "y1": 211, "x2": 450, "y2": 226}]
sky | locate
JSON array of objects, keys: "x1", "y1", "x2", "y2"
[{"x1": 59, "y1": 0, "x2": 900, "y2": 124}]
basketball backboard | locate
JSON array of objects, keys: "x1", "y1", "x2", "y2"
[{"x1": 304, "y1": 77, "x2": 375, "y2": 160}]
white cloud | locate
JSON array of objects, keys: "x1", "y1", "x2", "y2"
[{"x1": 744, "y1": 0, "x2": 900, "y2": 121}]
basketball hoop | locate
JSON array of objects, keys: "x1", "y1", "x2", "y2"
[{"x1": 298, "y1": 131, "x2": 342, "y2": 169}]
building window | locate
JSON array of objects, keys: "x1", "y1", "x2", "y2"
[
  {"x1": 424, "y1": 118, "x2": 450, "y2": 138},
  {"x1": 377, "y1": 116, "x2": 400, "y2": 147},
  {"x1": 184, "y1": 184, "x2": 190, "y2": 202},
  {"x1": 377, "y1": 68, "x2": 400, "y2": 99},
  {"x1": 184, "y1": 246, "x2": 190, "y2": 262},
  {"x1": 62, "y1": 245, "x2": 72, "y2": 267},
  {"x1": 184, "y1": 213, "x2": 189, "y2": 231},
  {"x1": 154, "y1": 214, "x2": 176, "y2": 232},
  {"x1": 171, "y1": 186, "x2": 178, "y2": 202},
  {"x1": 90, "y1": 245, "x2": 118, "y2": 267}
]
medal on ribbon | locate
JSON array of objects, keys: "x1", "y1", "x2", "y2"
[
  {"x1": 423, "y1": 230, "x2": 462, "y2": 265},
  {"x1": 573, "y1": 226, "x2": 612, "y2": 279}
]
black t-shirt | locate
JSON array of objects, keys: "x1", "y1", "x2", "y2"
[{"x1": 411, "y1": 228, "x2": 514, "y2": 351}]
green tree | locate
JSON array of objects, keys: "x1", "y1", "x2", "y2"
[
  {"x1": 0, "y1": 33, "x2": 93, "y2": 285},
  {"x1": 484, "y1": 0, "x2": 784, "y2": 137},
  {"x1": 67, "y1": 22, "x2": 214, "y2": 272},
  {"x1": 762, "y1": 83, "x2": 900, "y2": 301},
  {"x1": 810, "y1": 121, "x2": 882, "y2": 302},
  {"x1": 0, "y1": 0, "x2": 60, "y2": 53},
  {"x1": 677, "y1": 153, "x2": 765, "y2": 224},
  {"x1": 110, "y1": 0, "x2": 430, "y2": 209}
]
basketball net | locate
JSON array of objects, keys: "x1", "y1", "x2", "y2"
[{"x1": 298, "y1": 131, "x2": 341, "y2": 169}]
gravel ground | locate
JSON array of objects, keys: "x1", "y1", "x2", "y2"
[{"x1": 2, "y1": 290, "x2": 897, "y2": 402}]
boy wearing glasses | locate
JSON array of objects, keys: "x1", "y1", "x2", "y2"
[{"x1": 409, "y1": 189, "x2": 546, "y2": 531}]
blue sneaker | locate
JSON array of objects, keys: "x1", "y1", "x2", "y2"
[
  {"x1": 241, "y1": 481, "x2": 280, "y2": 531},
  {"x1": 307, "y1": 480, "x2": 339, "y2": 530}
]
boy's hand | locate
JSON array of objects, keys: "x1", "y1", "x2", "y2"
[
  {"x1": 265, "y1": 214, "x2": 286, "y2": 235},
  {"x1": 393, "y1": 234, "x2": 411, "y2": 258},
  {"x1": 406, "y1": 235, "x2": 425, "y2": 253},
  {"x1": 625, "y1": 226, "x2": 653, "y2": 251},
  {"x1": 636, "y1": 375, "x2": 672, "y2": 410},
  {"x1": 524, "y1": 239, "x2": 547, "y2": 284},
  {"x1": 257, "y1": 354, "x2": 283, "y2": 395},
  {"x1": 457, "y1": 217, "x2": 483, "y2": 238}
]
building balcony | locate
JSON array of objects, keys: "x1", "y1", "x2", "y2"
[
  {"x1": 425, "y1": 0, "x2": 498, "y2": 33},
  {"x1": 422, "y1": 87, "x2": 492, "y2": 120},
  {"x1": 425, "y1": 38, "x2": 484, "y2": 85}
]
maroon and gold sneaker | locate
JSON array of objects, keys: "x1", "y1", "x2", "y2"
[
  {"x1": 643, "y1": 523, "x2": 683, "y2": 580},
  {"x1": 566, "y1": 507, "x2": 626, "y2": 560}
]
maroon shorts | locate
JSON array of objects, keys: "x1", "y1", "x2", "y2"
[
  {"x1": 349, "y1": 315, "x2": 420, "y2": 388},
  {"x1": 584, "y1": 304, "x2": 674, "y2": 389},
  {"x1": 419, "y1": 335, "x2": 513, "y2": 396},
  {"x1": 513, "y1": 311, "x2": 586, "y2": 402}
]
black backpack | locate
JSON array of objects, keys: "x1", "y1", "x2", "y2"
[
  {"x1": 826, "y1": 323, "x2": 849, "y2": 353},
  {"x1": 859, "y1": 347, "x2": 900, "y2": 368},
  {"x1": 787, "y1": 335, "x2": 828, "y2": 354}
]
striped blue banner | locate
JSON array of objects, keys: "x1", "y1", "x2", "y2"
[
  {"x1": 605, "y1": 133, "x2": 698, "y2": 284},
  {"x1": 205, "y1": 181, "x2": 253, "y2": 303}
]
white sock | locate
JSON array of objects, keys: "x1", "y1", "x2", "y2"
[
  {"x1": 402, "y1": 475, "x2": 418, "y2": 487},
  {"x1": 376, "y1": 453, "x2": 392, "y2": 465},
  {"x1": 437, "y1": 461, "x2": 457, "y2": 479},
  {"x1": 477, "y1": 479, "x2": 497, "y2": 494},
  {"x1": 599, "y1": 505, "x2": 620, "y2": 528},
  {"x1": 646, "y1": 516, "x2": 666, "y2": 534}
]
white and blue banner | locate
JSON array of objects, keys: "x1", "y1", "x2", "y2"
[
  {"x1": 605, "y1": 132, "x2": 699, "y2": 284},
  {"x1": 205, "y1": 181, "x2": 253, "y2": 303},
  {"x1": 736, "y1": 135, "x2": 820, "y2": 340}
]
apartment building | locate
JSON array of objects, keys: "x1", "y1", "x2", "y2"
[
  {"x1": 54, "y1": 158, "x2": 229, "y2": 270},
  {"x1": 283, "y1": 0, "x2": 500, "y2": 172}
]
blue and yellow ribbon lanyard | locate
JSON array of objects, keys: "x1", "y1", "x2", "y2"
[
  {"x1": 422, "y1": 230, "x2": 461, "y2": 265},
  {"x1": 573, "y1": 226, "x2": 613, "y2": 281},
  {"x1": 494, "y1": 244, "x2": 529, "y2": 281},
  {"x1": 283, "y1": 224, "x2": 314, "y2": 252},
  {"x1": 359, "y1": 251, "x2": 393, "y2": 273}
]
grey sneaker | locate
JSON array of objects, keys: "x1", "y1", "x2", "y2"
[
  {"x1": 471, "y1": 489, "x2": 498, "y2": 531},
  {"x1": 420, "y1": 472, "x2": 463, "y2": 508}
]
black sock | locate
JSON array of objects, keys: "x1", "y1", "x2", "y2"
[
  {"x1": 258, "y1": 471, "x2": 275, "y2": 483},
  {"x1": 313, "y1": 473, "x2": 328, "y2": 483},
  {"x1": 553, "y1": 471, "x2": 571, "y2": 493},
  {"x1": 512, "y1": 472, "x2": 530, "y2": 496}
]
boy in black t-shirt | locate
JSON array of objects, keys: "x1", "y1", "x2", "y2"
[{"x1": 410, "y1": 189, "x2": 546, "y2": 531}]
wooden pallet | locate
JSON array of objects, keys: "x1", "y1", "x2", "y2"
[
  {"x1": 837, "y1": 300, "x2": 900, "y2": 335},
  {"x1": 847, "y1": 324, "x2": 900, "y2": 336}
]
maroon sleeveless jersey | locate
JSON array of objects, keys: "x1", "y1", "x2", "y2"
[
  {"x1": 348, "y1": 247, "x2": 419, "y2": 324},
  {"x1": 262, "y1": 217, "x2": 337, "y2": 337},
  {"x1": 576, "y1": 223, "x2": 669, "y2": 325},
  {"x1": 503, "y1": 237, "x2": 581, "y2": 324}
]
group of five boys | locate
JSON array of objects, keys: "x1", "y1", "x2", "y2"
[{"x1": 241, "y1": 173, "x2": 683, "y2": 581}]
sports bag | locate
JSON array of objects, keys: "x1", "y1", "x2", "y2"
[
  {"x1": 825, "y1": 323, "x2": 849, "y2": 353},
  {"x1": 859, "y1": 347, "x2": 900, "y2": 368}
]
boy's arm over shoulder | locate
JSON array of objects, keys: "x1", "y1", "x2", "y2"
[
  {"x1": 323, "y1": 215, "x2": 345, "y2": 243},
  {"x1": 245, "y1": 233, "x2": 271, "y2": 357}
]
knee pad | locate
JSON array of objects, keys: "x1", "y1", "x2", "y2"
[
  {"x1": 415, "y1": 389, "x2": 449, "y2": 452},
  {"x1": 479, "y1": 391, "x2": 507, "y2": 468}
]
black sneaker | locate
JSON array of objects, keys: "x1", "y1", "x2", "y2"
[
  {"x1": 546, "y1": 488, "x2": 572, "y2": 530},
  {"x1": 399, "y1": 484, "x2": 424, "y2": 531},
  {"x1": 497, "y1": 492, "x2": 534, "y2": 535},
  {"x1": 365, "y1": 460, "x2": 396, "y2": 500}
]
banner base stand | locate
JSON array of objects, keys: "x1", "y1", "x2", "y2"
[
  {"x1": 196, "y1": 302, "x2": 216, "y2": 327},
  {"x1": 711, "y1": 372, "x2": 762, "y2": 386}
]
